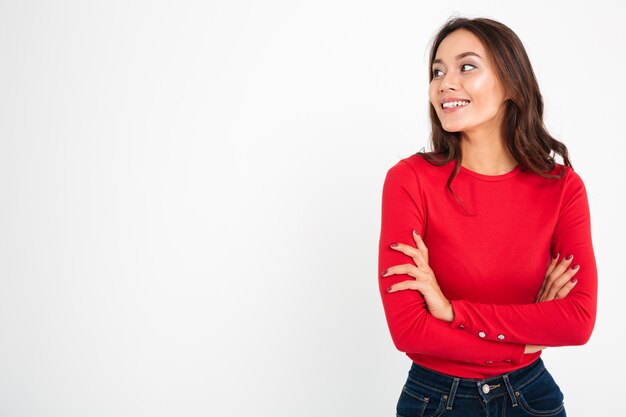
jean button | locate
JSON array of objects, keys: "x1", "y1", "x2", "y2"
[{"x1": 482, "y1": 384, "x2": 490, "y2": 394}]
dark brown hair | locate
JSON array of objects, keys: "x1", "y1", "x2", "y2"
[{"x1": 416, "y1": 17, "x2": 571, "y2": 213}]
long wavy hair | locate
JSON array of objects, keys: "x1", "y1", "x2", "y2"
[{"x1": 416, "y1": 17, "x2": 571, "y2": 213}]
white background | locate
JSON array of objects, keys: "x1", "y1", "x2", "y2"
[{"x1": 0, "y1": 1, "x2": 624, "y2": 416}]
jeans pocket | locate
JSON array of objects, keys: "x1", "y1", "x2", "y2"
[
  {"x1": 396, "y1": 376, "x2": 446, "y2": 417},
  {"x1": 515, "y1": 369, "x2": 565, "y2": 417}
]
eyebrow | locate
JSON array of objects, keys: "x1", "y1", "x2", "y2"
[{"x1": 432, "y1": 51, "x2": 482, "y2": 66}]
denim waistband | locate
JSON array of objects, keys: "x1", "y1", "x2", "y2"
[{"x1": 407, "y1": 357, "x2": 545, "y2": 406}]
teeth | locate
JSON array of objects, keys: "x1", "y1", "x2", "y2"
[{"x1": 442, "y1": 100, "x2": 470, "y2": 109}]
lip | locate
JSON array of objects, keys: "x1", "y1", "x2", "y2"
[
  {"x1": 441, "y1": 99, "x2": 470, "y2": 113},
  {"x1": 441, "y1": 97, "x2": 471, "y2": 104}
]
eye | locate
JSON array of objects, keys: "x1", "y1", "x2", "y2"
[{"x1": 431, "y1": 63, "x2": 476, "y2": 78}]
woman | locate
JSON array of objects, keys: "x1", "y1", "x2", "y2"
[{"x1": 378, "y1": 17, "x2": 597, "y2": 417}]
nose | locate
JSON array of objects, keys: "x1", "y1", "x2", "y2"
[{"x1": 439, "y1": 71, "x2": 459, "y2": 92}]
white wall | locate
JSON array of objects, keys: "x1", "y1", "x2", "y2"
[{"x1": 0, "y1": 1, "x2": 623, "y2": 416}]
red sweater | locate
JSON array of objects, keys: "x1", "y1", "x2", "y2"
[{"x1": 378, "y1": 154, "x2": 597, "y2": 378}]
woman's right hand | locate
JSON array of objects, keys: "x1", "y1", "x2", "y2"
[
  {"x1": 524, "y1": 344, "x2": 546, "y2": 354},
  {"x1": 524, "y1": 253, "x2": 581, "y2": 354},
  {"x1": 534, "y1": 253, "x2": 580, "y2": 303}
]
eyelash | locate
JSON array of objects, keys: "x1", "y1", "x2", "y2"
[{"x1": 432, "y1": 63, "x2": 476, "y2": 78}]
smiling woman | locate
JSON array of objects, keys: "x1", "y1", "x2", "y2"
[{"x1": 377, "y1": 16, "x2": 597, "y2": 417}]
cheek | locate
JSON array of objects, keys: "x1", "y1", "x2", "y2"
[
  {"x1": 467, "y1": 75, "x2": 490, "y2": 97},
  {"x1": 428, "y1": 84, "x2": 439, "y2": 109},
  {"x1": 467, "y1": 74, "x2": 504, "y2": 107}
]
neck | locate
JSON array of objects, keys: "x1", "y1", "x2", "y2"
[{"x1": 459, "y1": 127, "x2": 517, "y2": 175}]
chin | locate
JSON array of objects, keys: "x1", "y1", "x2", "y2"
[{"x1": 440, "y1": 123, "x2": 464, "y2": 133}]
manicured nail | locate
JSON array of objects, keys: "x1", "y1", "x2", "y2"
[
  {"x1": 381, "y1": 269, "x2": 388, "y2": 276},
  {"x1": 571, "y1": 264, "x2": 579, "y2": 270},
  {"x1": 390, "y1": 243, "x2": 398, "y2": 248},
  {"x1": 565, "y1": 254, "x2": 573, "y2": 260},
  {"x1": 553, "y1": 252, "x2": 559, "y2": 259},
  {"x1": 570, "y1": 278, "x2": 577, "y2": 284},
  {"x1": 413, "y1": 229, "x2": 419, "y2": 236},
  {"x1": 386, "y1": 286, "x2": 392, "y2": 292}
]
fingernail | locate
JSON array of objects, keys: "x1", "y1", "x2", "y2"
[
  {"x1": 565, "y1": 254, "x2": 573, "y2": 260},
  {"x1": 381, "y1": 269, "x2": 388, "y2": 276},
  {"x1": 570, "y1": 278, "x2": 577, "y2": 284},
  {"x1": 570, "y1": 264, "x2": 579, "y2": 270},
  {"x1": 386, "y1": 286, "x2": 392, "y2": 292},
  {"x1": 390, "y1": 243, "x2": 398, "y2": 247},
  {"x1": 413, "y1": 229, "x2": 419, "y2": 236},
  {"x1": 553, "y1": 252, "x2": 559, "y2": 259}
]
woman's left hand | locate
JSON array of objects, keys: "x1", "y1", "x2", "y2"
[{"x1": 382, "y1": 229, "x2": 454, "y2": 322}]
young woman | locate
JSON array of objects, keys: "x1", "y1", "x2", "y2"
[{"x1": 378, "y1": 17, "x2": 597, "y2": 417}]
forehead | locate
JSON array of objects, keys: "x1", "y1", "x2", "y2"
[{"x1": 435, "y1": 29, "x2": 486, "y2": 59}]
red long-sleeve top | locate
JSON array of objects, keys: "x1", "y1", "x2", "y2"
[{"x1": 378, "y1": 154, "x2": 597, "y2": 378}]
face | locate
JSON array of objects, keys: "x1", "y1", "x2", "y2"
[{"x1": 429, "y1": 29, "x2": 509, "y2": 137}]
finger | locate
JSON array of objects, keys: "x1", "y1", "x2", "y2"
[
  {"x1": 554, "y1": 278, "x2": 578, "y2": 299},
  {"x1": 544, "y1": 264, "x2": 580, "y2": 301},
  {"x1": 539, "y1": 263, "x2": 578, "y2": 302},
  {"x1": 389, "y1": 242, "x2": 429, "y2": 271},
  {"x1": 381, "y1": 263, "x2": 420, "y2": 279},
  {"x1": 535, "y1": 285, "x2": 548, "y2": 303},
  {"x1": 535, "y1": 277, "x2": 548, "y2": 302},
  {"x1": 542, "y1": 259, "x2": 577, "y2": 301},
  {"x1": 539, "y1": 254, "x2": 575, "y2": 301},
  {"x1": 386, "y1": 279, "x2": 426, "y2": 293},
  {"x1": 536, "y1": 253, "x2": 559, "y2": 302},
  {"x1": 544, "y1": 252, "x2": 559, "y2": 279},
  {"x1": 550, "y1": 254, "x2": 575, "y2": 279},
  {"x1": 412, "y1": 229, "x2": 429, "y2": 264}
]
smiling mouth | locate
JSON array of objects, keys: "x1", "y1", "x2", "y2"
[{"x1": 441, "y1": 100, "x2": 470, "y2": 109}]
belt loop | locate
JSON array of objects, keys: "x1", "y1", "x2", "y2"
[
  {"x1": 446, "y1": 377, "x2": 460, "y2": 411},
  {"x1": 502, "y1": 374, "x2": 518, "y2": 408}
]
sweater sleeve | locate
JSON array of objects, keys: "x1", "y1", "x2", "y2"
[
  {"x1": 378, "y1": 160, "x2": 526, "y2": 364},
  {"x1": 448, "y1": 168, "x2": 598, "y2": 346}
]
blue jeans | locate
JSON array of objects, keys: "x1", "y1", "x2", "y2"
[{"x1": 396, "y1": 357, "x2": 566, "y2": 417}]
